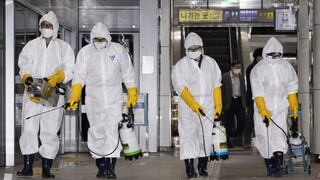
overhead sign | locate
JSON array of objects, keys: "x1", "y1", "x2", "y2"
[
  {"x1": 275, "y1": 9, "x2": 296, "y2": 31},
  {"x1": 179, "y1": 9, "x2": 223, "y2": 23},
  {"x1": 178, "y1": 8, "x2": 274, "y2": 25},
  {"x1": 239, "y1": 10, "x2": 273, "y2": 23},
  {"x1": 223, "y1": 9, "x2": 239, "y2": 22},
  {"x1": 258, "y1": 10, "x2": 274, "y2": 22}
]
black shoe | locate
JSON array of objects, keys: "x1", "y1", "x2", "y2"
[
  {"x1": 184, "y1": 159, "x2": 197, "y2": 179},
  {"x1": 264, "y1": 158, "x2": 272, "y2": 176},
  {"x1": 96, "y1": 158, "x2": 107, "y2": 178},
  {"x1": 272, "y1": 152, "x2": 284, "y2": 177},
  {"x1": 42, "y1": 157, "x2": 55, "y2": 178},
  {"x1": 198, "y1": 157, "x2": 208, "y2": 177},
  {"x1": 106, "y1": 158, "x2": 117, "y2": 179},
  {"x1": 17, "y1": 154, "x2": 34, "y2": 176}
]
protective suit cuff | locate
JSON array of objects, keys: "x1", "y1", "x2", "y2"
[
  {"x1": 62, "y1": 70, "x2": 69, "y2": 84},
  {"x1": 127, "y1": 86, "x2": 137, "y2": 89},
  {"x1": 213, "y1": 84, "x2": 222, "y2": 89},
  {"x1": 178, "y1": 87, "x2": 187, "y2": 96},
  {"x1": 252, "y1": 95, "x2": 264, "y2": 99},
  {"x1": 72, "y1": 81, "x2": 85, "y2": 87},
  {"x1": 288, "y1": 91, "x2": 298, "y2": 95},
  {"x1": 124, "y1": 81, "x2": 136, "y2": 89},
  {"x1": 21, "y1": 73, "x2": 32, "y2": 80}
]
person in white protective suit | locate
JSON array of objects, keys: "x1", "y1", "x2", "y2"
[
  {"x1": 250, "y1": 37, "x2": 299, "y2": 177},
  {"x1": 171, "y1": 32, "x2": 222, "y2": 179},
  {"x1": 17, "y1": 11, "x2": 75, "y2": 178},
  {"x1": 66, "y1": 22, "x2": 138, "y2": 179}
]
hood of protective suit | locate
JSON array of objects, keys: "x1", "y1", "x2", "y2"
[
  {"x1": 184, "y1": 32, "x2": 203, "y2": 49},
  {"x1": 262, "y1": 37, "x2": 283, "y2": 58},
  {"x1": 90, "y1": 22, "x2": 112, "y2": 45},
  {"x1": 39, "y1": 11, "x2": 59, "y2": 40}
]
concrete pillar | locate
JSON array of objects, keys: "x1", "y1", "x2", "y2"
[
  {"x1": 159, "y1": 0, "x2": 172, "y2": 149},
  {"x1": 298, "y1": 0, "x2": 311, "y2": 145},
  {"x1": 140, "y1": 0, "x2": 159, "y2": 152},
  {"x1": 312, "y1": 0, "x2": 320, "y2": 154}
]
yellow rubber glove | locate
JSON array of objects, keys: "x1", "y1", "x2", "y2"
[
  {"x1": 213, "y1": 87, "x2": 222, "y2": 118},
  {"x1": 47, "y1": 70, "x2": 65, "y2": 87},
  {"x1": 288, "y1": 93, "x2": 298, "y2": 119},
  {"x1": 22, "y1": 74, "x2": 33, "y2": 86},
  {"x1": 254, "y1": 96, "x2": 271, "y2": 121},
  {"x1": 126, "y1": 87, "x2": 138, "y2": 108},
  {"x1": 67, "y1": 84, "x2": 83, "y2": 110},
  {"x1": 22, "y1": 74, "x2": 40, "y2": 103},
  {"x1": 181, "y1": 87, "x2": 204, "y2": 116}
]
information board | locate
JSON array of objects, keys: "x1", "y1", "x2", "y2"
[
  {"x1": 275, "y1": 9, "x2": 297, "y2": 31},
  {"x1": 179, "y1": 9, "x2": 223, "y2": 23},
  {"x1": 178, "y1": 8, "x2": 274, "y2": 25}
]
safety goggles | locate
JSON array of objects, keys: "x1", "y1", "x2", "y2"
[
  {"x1": 93, "y1": 37, "x2": 107, "y2": 43},
  {"x1": 187, "y1": 46, "x2": 202, "y2": 52},
  {"x1": 266, "y1": 52, "x2": 282, "y2": 58},
  {"x1": 40, "y1": 21, "x2": 53, "y2": 29}
]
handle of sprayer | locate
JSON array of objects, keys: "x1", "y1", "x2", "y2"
[
  {"x1": 43, "y1": 77, "x2": 66, "y2": 95},
  {"x1": 291, "y1": 117, "x2": 299, "y2": 138},
  {"x1": 291, "y1": 117, "x2": 298, "y2": 131},
  {"x1": 263, "y1": 117, "x2": 269, "y2": 127},
  {"x1": 199, "y1": 109, "x2": 206, "y2": 117},
  {"x1": 63, "y1": 102, "x2": 80, "y2": 110},
  {"x1": 127, "y1": 106, "x2": 134, "y2": 128},
  {"x1": 64, "y1": 103, "x2": 70, "y2": 109}
]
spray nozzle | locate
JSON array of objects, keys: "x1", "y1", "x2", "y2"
[
  {"x1": 199, "y1": 109, "x2": 206, "y2": 116},
  {"x1": 126, "y1": 106, "x2": 134, "y2": 128},
  {"x1": 263, "y1": 117, "x2": 270, "y2": 127}
]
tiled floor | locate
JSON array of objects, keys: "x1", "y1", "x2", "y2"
[{"x1": 1, "y1": 148, "x2": 319, "y2": 180}]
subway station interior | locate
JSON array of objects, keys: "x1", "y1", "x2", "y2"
[{"x1": 1, "y1": 0, "x2": 320, "y2": 179}]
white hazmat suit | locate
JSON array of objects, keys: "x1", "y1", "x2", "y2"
[
  {"x1": 18, "y1": 11, "x2": 75, "y2": 159},
  {"x1": 72, "y1": 23, "x2": 136, "y2": 159},
  {"x1": 172, "y1": 33, "x2": 222, "y2": 160},
  {"x1": 250, "y1": 37, "x2": 298, "y2": 158}
]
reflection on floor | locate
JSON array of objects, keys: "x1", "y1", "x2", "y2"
[{"x1": 1, "y1": 147, "x2": 319, "y2": 179}]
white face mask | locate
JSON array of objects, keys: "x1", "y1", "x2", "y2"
[
  {"x1": 41, "y1": 28, "x2": 53, "y2": 38},
  {"x1": 232, "y1": 69, "x2": 241, "y2": 75},
  {"x1": 94, "y1": 41, "x2": 107, "y2": 50},
  {"x1": 266, "y1": 56, "x2": 281, "y2": 64},
  {"x1": 187, "y1": 50, "x2": 202, "y2": 60}
]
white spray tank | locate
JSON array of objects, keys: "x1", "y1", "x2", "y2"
[
  {"x1": 119, "y1": 107, "x2": 142, "y2": 160},
  {"x1": 210, "y1": 117, "x2": 229, "y2": 161},
  {"x1": 289, "y1": 117, "x2": 305, "y2": 163}
]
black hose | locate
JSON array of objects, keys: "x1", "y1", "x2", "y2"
[
  {"x1": 197, "y1": 109, "x2": 228, "y2": 158},
  {"x1": 76, "y1": 114, "x2": 121, "y2": 157},
  {"x1": 63, "y1": 102, "x2": 123, "y2": 157},
  {"x1": 198, "y1": 115, "x2": 208, "y2": 157},
  {"x1": 267, "y1": 125, "x2": 270, "y2": 159},
  {"x1": 26, "y1": 102, "x2": 122, "y2": 156},
  {"x1": 70, "y1": 104, "x2": 122, "y2": 157},
  {"x1": 201, "y1": 114, "x2": 227, "y2": 136},
  {"x1": 270, "y1": 119, "x2": 296, "y2": 158}
]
